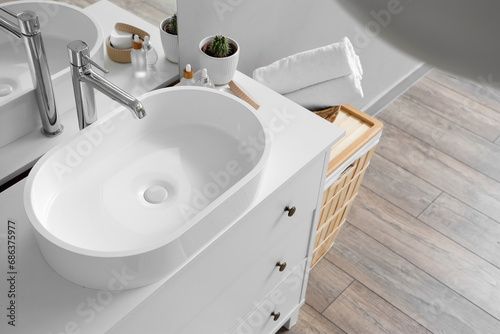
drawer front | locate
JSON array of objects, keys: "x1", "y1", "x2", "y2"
[
  {"x1": 229, "y1": 259, "x2": 307, "y2": 334},
  {"x1": 180, "y1": 213, "x2": 312, "y2": 333},
  {"x1": 108, "y1": 155, "x2": 326, "y2": 334}
]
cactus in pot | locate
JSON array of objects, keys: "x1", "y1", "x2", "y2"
[
  {"x1": 160, "y1": 13, "x2": 179, "y2": 63},
  {"x1": 207, "y1": 35, "x2": 234, "y2": 58},
  {"x1": 163, "y1": 14, "x2": 177, "y2": 35},
  {"x1": 199, "y1": 34, "x2": 240, "y2": 85}
]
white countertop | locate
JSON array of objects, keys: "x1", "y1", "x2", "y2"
[
  {"x1": 0, "y1": 0, "x2": 180, "y2": 186},
  {"x1": 0, "y1": 69, "x2": 343, "y2": 333}
]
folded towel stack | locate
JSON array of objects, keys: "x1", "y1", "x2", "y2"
[{"x1": 252, "y1": 37, "x2": 363, "y2": 110}]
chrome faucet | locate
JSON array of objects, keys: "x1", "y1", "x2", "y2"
[
  {"x1": 67, "y1": 40, "x2": 146, "y2": 130},
  {"x1": 0, "y1": 7, "x2": 63, "y2": 136}
]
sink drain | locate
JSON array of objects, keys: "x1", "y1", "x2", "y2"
[
  {"x1": 143, "y1": 185, "x2": 168, "y2": 204},
  {"x1": 0, "y1": 83, "x2": 13, "y2": 97}
]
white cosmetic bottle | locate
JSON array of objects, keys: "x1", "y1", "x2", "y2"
[
  {"x1": 195, "y1": 68, "x2": 214, "y2": 88},
  {"x1": 131, "y1": 34, "x2": 147, "y2": 78},
  {"x1": 142, "y1": 35, "x2": 158, "y2": 67},
  {"x1": 179, "y1": 64, "x2": 195, "y2": 86}
]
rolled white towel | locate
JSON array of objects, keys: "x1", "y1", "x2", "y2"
[
  {"x1": 284, "y1": 74, "x2": 364, "y2": 110},
  {"x1": 252, "y1": 37, "x2": 361, "y2": 94},
  {"x1": 354, "y1": 55, "x2": 363, "y2": 77}
]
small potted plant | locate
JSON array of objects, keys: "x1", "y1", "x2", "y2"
[
  {"x1": 159, "y1": 13, "x2": 179, "y2": 63},
  {"x1": 199, "y1": 35, "x2": 240, "y2": 85}
]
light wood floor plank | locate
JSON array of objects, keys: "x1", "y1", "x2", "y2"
[
  {"x1": 378, "y1": 97, "x2": 500, "y2": 182},
  {"x1": 305, "y1": 258, "x2": 354, "y2": 313},
  {"x1": 375, "y1": 122, "x2": 500, "y2": 222},
  {"x1": 276, "y1": 304, "x2": 345, "y2": 334},
  {"x1": 323, "y1": 281, "x2": 431, "y2": 334},
  {"x1": 363, "y1": 153, "x2": 441, "y2": 217},
  {"x1": 326, "y1": 224, "x2": 500, "y2": 334},
  {"x1": 349, "y1": 186, "x2": 500, "y2": 320},
  {"x1": 419, "y1": 193, "x2": 500, "y2": 268},
  {"x1": 405, "y1": 76, "x2": 500, "y2": 142},
  {"x1": 427, "y1": 70, "x2": 500, "y2": 113}
]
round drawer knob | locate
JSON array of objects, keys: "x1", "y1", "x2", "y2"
[
  {"x1": 271, "y1": 312, "x2": 281, "y2": 321},
  {"x1": 284, "y1": 205, "x2": 296, "y2": 217},
  {"x1": 276, "y1": 261, "x2": 287, "y2": 272}
]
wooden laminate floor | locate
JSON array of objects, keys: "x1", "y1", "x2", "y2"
[
  {"x1": 277, "y1": 70, "x2": 500, "y2": 334},
  {"x1": 8, "y1": 0, "x2": 500, "y2": 332}
]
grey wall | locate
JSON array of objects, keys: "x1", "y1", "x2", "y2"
[{"x1": 177, "y1": 0, "x2": 427, "y2": 113}]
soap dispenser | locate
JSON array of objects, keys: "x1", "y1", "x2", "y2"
[
  {"x1": 142, "y1": 35, "x2": 158, "y2": 66},
  {"x1": 195, "y1": 68, "x2": 214, "y2": 88},
  {"x1": 179, "y1": 64, "x2": 195, "y2": 86},
  {"x1": 131, "y1": 34, "x2": 147, "y2": 78}
]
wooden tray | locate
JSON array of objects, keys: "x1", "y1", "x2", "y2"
[{"x1": 326, "y1": 104, "x2": 383, "y2": 177}]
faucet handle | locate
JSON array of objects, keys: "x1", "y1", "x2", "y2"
[
  {"x1": 82, "y1": 54, "x2": 109, "y2": 74},
  {"x1": 68, "y1": 40, "x2": 108, "y2": 73}
]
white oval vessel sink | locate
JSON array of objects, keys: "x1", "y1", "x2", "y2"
[
  {"x1": 24, "y1": 87, "x2": 270, "y2": 290},
  {"x1": 0, "y1": 1, "x2": 103, "y2": 147}
]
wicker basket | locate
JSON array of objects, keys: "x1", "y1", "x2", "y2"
[
  {"x1": 311, "y1": 104, "x2": 383, "y2": 269},
  {"x1": 313, "y1": 105, "x2": 341, "y2": 123},
  {"x1": 311, "y1": 147, "x2": 375, "y2": 267}
]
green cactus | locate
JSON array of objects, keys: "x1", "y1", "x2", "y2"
[
  {"x1": 208, "y1": 35, "x2": 233, "y2": 58},
  {"x1": 164, "y1": 14, "x2": 177, "y2": 35}
]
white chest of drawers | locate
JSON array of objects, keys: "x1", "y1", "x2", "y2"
[{"x1": 0, "y1": 72, "x2": 343, "y2": 334}]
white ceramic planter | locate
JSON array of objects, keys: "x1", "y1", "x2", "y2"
[
  {"x1": 159, "y1": 16, "x2": 179, "y2": 64},
  {"x1": 199, "y1": 36, "x2": 240, "y2": 86}
]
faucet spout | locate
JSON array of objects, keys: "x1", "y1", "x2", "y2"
[
  {"x1": 129, "y1": 100, "x2": 147, "y2": 119},
  {"x1": 79, "y1": 69, "x2": 147, "y2": 120},
  {"x1": 68, "y1": 40, "x2": 146, "y2": 130},
  {"x1": 0, "y1": 7, "x2": 63, "y2": 137}
]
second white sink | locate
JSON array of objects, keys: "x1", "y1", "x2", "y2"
[{"x1": 24, "y1": 87, "x2": 271, "y2": 290}]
